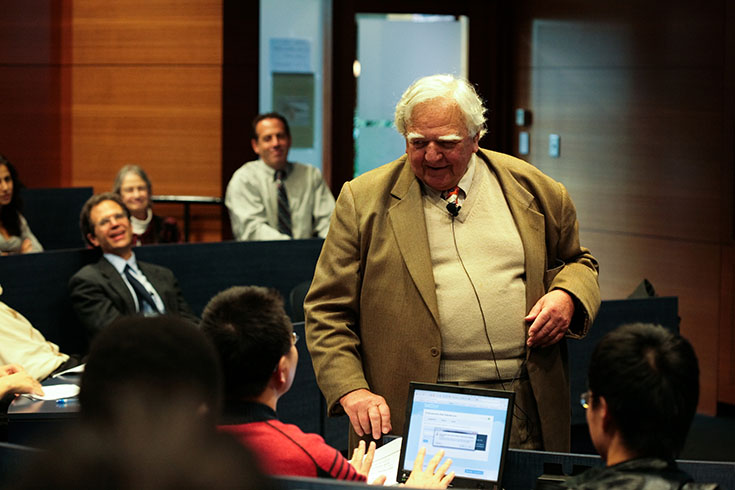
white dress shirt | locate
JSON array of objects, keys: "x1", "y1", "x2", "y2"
[
  {"x1": 225, "y1": 159, "x2": 335, "y2": 241},
  {"x1": 104, "y1": 252, "x2": 166, "y2": 315}
]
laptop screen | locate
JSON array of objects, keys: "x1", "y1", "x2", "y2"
[{"x1": 397, "y1": 382, "x2": 514, "y2": 489}]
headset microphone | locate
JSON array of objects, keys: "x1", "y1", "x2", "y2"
[{"x1": 446, "y1": 202, "x2": 460, "y2": 217}]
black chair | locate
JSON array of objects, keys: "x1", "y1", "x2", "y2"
[
  {"x1": 275, "y1": 475, "x2": 371, "y2": 489},
  {"x1": 20, "y1": 187, "x2": 93, "y2": 250},
  {"x1": 0, "y1": 442, "x2": 40, "y2": 485},
  {"x1": 289, "y1": 280, "x2": 312, "y2": 323}
]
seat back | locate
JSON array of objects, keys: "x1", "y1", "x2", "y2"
[{"x1": 20, "y1": 187, "x2": 93, "y2": 251}]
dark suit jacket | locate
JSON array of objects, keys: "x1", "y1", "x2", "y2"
[{"x1": 68, "y1": 255, "x2": 198, "y2": 339}]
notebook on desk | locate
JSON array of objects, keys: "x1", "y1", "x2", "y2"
[{"x1": 397, "y1": 382, "x2": 514, "y2": 489}]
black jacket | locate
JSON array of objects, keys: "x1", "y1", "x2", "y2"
[{"x1": 560, "y1": 458, "x2": 719, "y2": 490}]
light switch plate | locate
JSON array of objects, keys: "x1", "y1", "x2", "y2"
[
  {"x1": 519, "y1": 131, "x2": 529, "y2": 155},
  {"x1": 515, "y1": 109, "x2": 529, "y2": 126},
  {"x1": 549, "y1": 134, "x2": 560, "y2": 158}
]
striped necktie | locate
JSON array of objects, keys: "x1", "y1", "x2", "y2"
[
  {"x1": 124, "y1": 265, "x2": 160, "y2": 313},
  {"x1": 275, "y1": 169, "x2": 292, "y2": 237}
]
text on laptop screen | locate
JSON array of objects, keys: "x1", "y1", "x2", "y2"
[{"x1": 401, "y1": 388, "x2": 511, "y2": 482}]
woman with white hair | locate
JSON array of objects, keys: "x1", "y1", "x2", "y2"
[{"x1": 113, "y1": 165, "x2": 180, "y2": 245}]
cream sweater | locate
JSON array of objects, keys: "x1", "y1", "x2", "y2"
[{"x1": 423, "y1": 158, "x2": 527, "y2": 382}]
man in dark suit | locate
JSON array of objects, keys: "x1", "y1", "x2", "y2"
[{"x1": 69, "y1": 193, "x2": 197, "y2": 339}]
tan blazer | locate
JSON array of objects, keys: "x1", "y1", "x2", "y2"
[{"x1": 304, "y1": 149, "x2": 600, "y2": 451}]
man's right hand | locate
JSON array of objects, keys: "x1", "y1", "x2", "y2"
[
  {"x1": 0, "y1": 369, "x2": 44, "y2": 398},
  {"x1": 340, "y1": 388, "x2": 392, "y2": 440}
]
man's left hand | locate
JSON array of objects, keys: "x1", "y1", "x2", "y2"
[{"x1": 525, "y1": 290, "x2": 574, "y2": 348}]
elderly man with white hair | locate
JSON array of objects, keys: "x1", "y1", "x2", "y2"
[{"x1": 305, "y1": 74, "x2": 600, "y2": 452}]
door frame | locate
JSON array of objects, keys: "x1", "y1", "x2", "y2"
[{"x1": 330, "y1": 0, "x2": 514, "y2": 192}]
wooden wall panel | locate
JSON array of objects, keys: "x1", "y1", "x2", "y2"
[
  {"x1": 71, "y1": 66, "x2": 221, "y2": 195},
  {"x1": 69, "y1": 0, "x2": 223, "y2": 242},
  {"x1": 0, "y1": 2, "x2": 55, "y2": 64},
  {"x1": 520, "y1": 67, "x2": 723, "y2": 243},
  {"x1": 583, "y1": 230, "x2": 721, "y2": 412},
  {"x1": 512, "y1": 0, "x2": 733, "y2": 414},
  {"x1": 0, "y1": 2, "x2": 68, "y2": 188},
  {"x1": 72, "y1": 1, "x2": 222, "y2": 64},
  {"x1": 0, "y1": 67, "x2": 65, "y2": 187}
]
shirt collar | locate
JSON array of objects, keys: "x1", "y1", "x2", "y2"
[
  {"x1": 104, "y1": 251, "x2": 139, "y2": 274},
  {"x1": 220, "y1": 400, "x2": 278, "y2": 425},
  {"x1": 420, "y1": 153, "x2": 477, "y2": 199},
  {"x1": 257, "y1": 159, "x2": 292, "y2": 179},
  {"x1": 130, "y1": 208, "x2": 153, "y2": 235},
  {"x1": 456, "y1": 154, "x2": 477, "y2": 197}
]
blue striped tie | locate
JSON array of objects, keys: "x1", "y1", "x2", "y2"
[
  {"x1": 275, "y1": 169, "x2": 292, "y2": 237},
  {"x1": 124, "y1": 265, "x2": 160, "y2": 313}
]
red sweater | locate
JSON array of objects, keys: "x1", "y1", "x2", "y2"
[{"x1": 220, "y1": 401, "x2": 366, "y2": 482}]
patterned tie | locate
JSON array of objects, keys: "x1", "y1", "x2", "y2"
[
  {"x1": 275, "y1": 169, "x2": 292, "y2": 237},
  {"x1": 442, "y1": 186, "x2": 462, "y2": 217},
  {"x1": 124, "y1": 265, "x2": 160, "y2": 313}
]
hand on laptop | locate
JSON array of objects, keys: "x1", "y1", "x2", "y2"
[
  {"x1": 349, "y1": 440, "x2": 387, "y2": 485},
  {"x1": 403, "y1": 447, "x2": 455, "y2": 488},
  {"x1": 340, "y1": 388, "x2": 392, "y2": 440}
]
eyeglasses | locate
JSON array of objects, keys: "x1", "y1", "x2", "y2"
[
  {"x1": 580, "y1": 391, "x2": 591, "y2": 409},
  {"x1": 96, "y1": 212, "x2": 128, "y2": 228}
]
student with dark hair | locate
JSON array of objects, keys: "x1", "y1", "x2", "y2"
[
  {"x1": 14, "y1": 401, "x2": 275, "y2": 490},
  {"x1": 13, "y1": 316, "x2": 273, "y2": 490},
  {"x1": 80, "y1": 315, "x2": 221, "y2": 426},
  {"x1": 562, "y1": 323, "x2": 712, "y2": 489},
  {"x1": 69, "y1": 193, "x2": 197, "y2": 338},
  {"x1": 201, "y1": 286, "x2": 454, "y2": 487},
  {"x1": 0, "y1": 154, "x2": 42, "y2": 255}
]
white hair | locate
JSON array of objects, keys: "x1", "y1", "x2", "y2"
[{"x1": 394, "y1": 74, "x2": 487, "y2": 139}]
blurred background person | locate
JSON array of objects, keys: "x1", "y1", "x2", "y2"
[
  {"x1": 12, "y1": 403, "x2": 275, "y2": 490},
  {"x1": 225, "y1": 113, "x2": 335, "y2": 241},
  {"x1": 78, "y1": 315, "x2": 221, "y2": 428},
  {"x1": 113, "y1": 164, "x2": 180, "y2": 245},
  {"x1": 0, "y1": 284, "x2": 80, "y2": 382},
  {"x1": 0, "y1": 155, "x2": 43, "y2": 255},
  {"x1": 10, "y1": 314, "x2": 274, "y2": 490}
]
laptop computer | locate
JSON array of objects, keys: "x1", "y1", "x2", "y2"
[{"x1": 396, "y1": 382, "x2": 515, "y2": 489}]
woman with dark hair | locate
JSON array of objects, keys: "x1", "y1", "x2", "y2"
[
  {"x1": 0, "y1": 155, "x2": 43, "y2": 255},
  {"x1": 112, "y1": 164, "x2": 180, "y2": 245}
]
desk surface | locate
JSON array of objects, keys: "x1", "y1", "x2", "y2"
[{"x1": 8, "y1": 374, "x2": 81, "y2": 420}]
